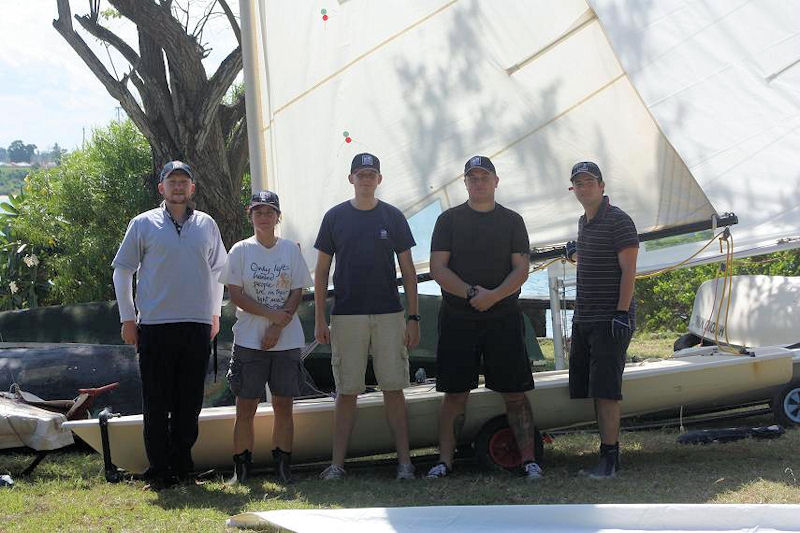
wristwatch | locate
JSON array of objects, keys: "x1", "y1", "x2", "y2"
[
  {"x1": 407, "y1": 314, "x2": 421, "y2": 322},
  {"x1": 466, "y1": 285, "x2": 478, "y2": 301}
]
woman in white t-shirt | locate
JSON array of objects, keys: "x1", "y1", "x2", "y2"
[{"x1": 219, "y1": 191, "x2": 313, "y2": 484}]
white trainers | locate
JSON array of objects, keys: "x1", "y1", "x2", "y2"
[
  {"x1": 319, "y1": 464, "x2": 346, "y2": 480},
  {"x1": 425, "y1": 462, "x2": 451, "y2": 479},
  {"x1": 522, "y1": 461, "x2": 543, "y2": 480},
  {"x1": 396, "y1": 463, "x2": 415, "y2": 480}
]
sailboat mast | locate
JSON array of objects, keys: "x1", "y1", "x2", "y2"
[{"x1": 239, "y1": 0, "x2": 269, "y2": 192}]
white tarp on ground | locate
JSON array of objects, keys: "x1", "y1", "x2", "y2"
[
  {"x1": 0, "y1": 396, "x2": 73, "y2": 451},
  {"x1": 240, "y1": 1, "x2": 716, "y2": 274},
  {"x1": 591, "y1": 0, "x2": 800, "y2": 270},
  {"x1": 227, "y1": 504, "x2": 800, "y2": 532}
]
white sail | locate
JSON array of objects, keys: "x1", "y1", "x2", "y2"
[
  {"x1": 239, "y1": 0, "x2": 717, "y2": 274},
  {"x1": 591, "y1": 0, "x2": 800, "y2": 270}
]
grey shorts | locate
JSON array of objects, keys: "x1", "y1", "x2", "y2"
[{"x1": 227, "y1": 345, "x2": 304, "y2": 399}]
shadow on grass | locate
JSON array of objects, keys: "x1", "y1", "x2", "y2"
[{"x1": 5, "y1": 422, "x2": 798, "y2": 518}]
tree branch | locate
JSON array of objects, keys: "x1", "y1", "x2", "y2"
[
  {"x1": 218, "y1": 0, "x2": 241, "y2": 46},
  {"x1": 220, "y1": 92, "x2": 245, "y2": 136},
  {"x1": 227, "y1": 119, "x2": 249, "y2": 185},
  {"x1": 53, "y1": 0, "x2": 153, "y2": 140},
  {"x1": 195, "y1": 45, "x2": 242, "y2": 149},
  {"x1": 109, "y1": 0, "x2": 206, "y2": 86},
  {"x1": 74, "y1": 13, "x2": 140, "y2": 68}
]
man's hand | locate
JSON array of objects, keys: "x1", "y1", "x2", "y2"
[
  {"x1": 268, "y1": 309, "x2": 292, "y2": 327},
  {"x1": 315, "y1": 320, "x2": 331, "y2": 344},
  {"x1": 565, "y1": 240, "x2": 577, "y2": 262},
  {"x1": 210, "y1": 315, "x2": 220, "y2": 339},
  {"x1": 404, "y1": 320, "x2": 420, "y2": 349},
  {"x1": 121, "y1": 320, "x2": 138, "y2": 346},
  {"x1": 261, "y1": 324, "x2": 281, "y2": 350},
  {"x1": 611, "y1": 310, "x2": 633, "y2": 340},
  {"x1": 469, "y1": 286, "x2": 499, "y2": 312}
]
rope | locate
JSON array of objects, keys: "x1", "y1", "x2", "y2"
[
  {"x1": 560, "y1": 227, "x2": 745, "y2": 356},
  {"x1": 635, "y1": 229, "x2": 730, "y2": 279}
]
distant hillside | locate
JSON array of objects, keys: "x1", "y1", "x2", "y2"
[{"x1": 0, "y1": 166, "x2": 30, "y2": 195}]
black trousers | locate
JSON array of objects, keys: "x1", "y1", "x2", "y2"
[{"x1": 138, "y1": 322, "x2": 210, "y2": 475}]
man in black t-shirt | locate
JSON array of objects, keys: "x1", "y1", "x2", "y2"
[
  {"x1": 425, "y1": 155, "x2": 542, "y2": 481},
  {"x1": 566, "y1": 161, "x2": 639, "y2": 479}
]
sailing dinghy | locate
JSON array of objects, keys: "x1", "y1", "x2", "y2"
[{"x1": 64, "y1": 347, "x2": 793, "y2": 474}]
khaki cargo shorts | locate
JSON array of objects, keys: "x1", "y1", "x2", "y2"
[{"x1": 330, "y1": 311, "x2": 410, "y2": 394}]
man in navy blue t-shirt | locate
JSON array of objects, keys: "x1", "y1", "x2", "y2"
[{"x1": 314, "y1": 153, "x2": 420, "y2": 480}]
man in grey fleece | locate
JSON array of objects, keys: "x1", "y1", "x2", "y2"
[{"x1": 112, "y1": 161, "x2": 226, "y2": 488}]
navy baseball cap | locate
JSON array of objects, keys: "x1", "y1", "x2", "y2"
[
  {"x1": 464, "y1": 155, "x2": 496, "y2": 175},
  {"x1": 159, "y1": 160, "x2": 194, "y2": 182},
  {"x1": 350, "y1": 153, "x2": 381, "y2": 174},
  {"x1": 570, "y1": 161, "x2": 603, "y2": 182},
  {"x1": 249, "y1": 190, "x2": 280, "y2": 212}
]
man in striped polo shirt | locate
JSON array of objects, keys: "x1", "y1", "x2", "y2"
[{"x1": 566, "y1": 161, "x2": 638, "y2": 479}]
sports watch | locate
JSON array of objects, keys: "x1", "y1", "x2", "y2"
[
  {"x1": 466, "y1": 285, "x2": 478, "y2": 301},
  {"x1": 407, "y1": 314, "x2": 421, "y2": 322}
]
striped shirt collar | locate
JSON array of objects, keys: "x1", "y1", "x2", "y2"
[
  {"x1": 581, "y1": 195, "x2": 610, "y2": 226},
  {"x1": 161, "y1": 201, "x2": 194, "y2": 235}
]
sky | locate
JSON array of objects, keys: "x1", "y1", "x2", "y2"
[{"x1": 0, "y1": 1, "x2": 238, "y2": 152}]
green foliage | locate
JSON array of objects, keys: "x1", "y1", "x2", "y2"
[
  {"x1": 636, "y1": 249, "x2": 800, "y2": 331},
  {"x1": 11, "y1": 120, "x2": 156, "y2": 305},
  {"x1": 644, "y1": 230, "x2": 712, "y2": 251},
  {"x1": 0, "y1": 167, "x2": 29, "y2": 195},
  {"x1": 0, "y1": 193, "x2": 48, "y2": 310}
]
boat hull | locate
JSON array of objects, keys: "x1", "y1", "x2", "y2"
[{"x1": 64, "y1": 348, "x2": 795, "y2": 474}]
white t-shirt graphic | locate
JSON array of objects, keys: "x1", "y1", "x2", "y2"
[{"x1": 220, "y1": 236, "x2": 313, "y2": 351}]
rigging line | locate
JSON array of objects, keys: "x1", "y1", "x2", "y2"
[
  {"x1": 561, "y1": 258, "x2": 569, "y2": 361},
  {"x1": 766, "y1": 56, "x2": 800, "y2": 83},
  {"x1": 702, "y1": 259, "x2": 724, "y2": 342},
  {"x1": 506, "y1": 9, "x2": 596, "y2": 75},
  {"x1": 635, "y1": 228, "x2": 729, "y2": 279},
  {"x1": 270, "y1": 1, "x2": 458, "y2": 118}
]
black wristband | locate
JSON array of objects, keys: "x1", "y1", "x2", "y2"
[{"x1": 407, "y1": 314, "x2": 421, "y2": 322}]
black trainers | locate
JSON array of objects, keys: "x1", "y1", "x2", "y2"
[
  {"x1": 272, "y1": 448, "x2": 293, "y2": 484},
  {"x1": 521, "y1": 461, "x2": 543, "y2": 480},
  {"x1": 580, "y1": 443, "x2": 619, "y2": 479},
  {"x1": 227, "y1": 449, "x2": 252, "y2": 485},
  {"x1": 425, "y1": 462, "x2": 452, "y2": 479}
]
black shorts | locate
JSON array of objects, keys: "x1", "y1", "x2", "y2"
[
  {"x1": 568, "y1": 321, "x2": 631, "y2": 400},
  {"x1": 435, "y1": 305, "x2": 534, "y2": 393},
  {"x1": 227, "y1": 345, "x2": 304, "y2": 399}
]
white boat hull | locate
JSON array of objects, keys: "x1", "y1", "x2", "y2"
[
  {"x1": 64, "y1": 348, "x2": 795, "y2": 474},
  {"x1": 689, "y1": 275, "x2": 800, "y2": 348}
]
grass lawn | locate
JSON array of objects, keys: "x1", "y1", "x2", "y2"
[
  {"x1": 2, "y1": 425, "x2": 799, "y2": 532},
  {"x1": 2, "y1": 333, "x2": 799, "y2": 531}
]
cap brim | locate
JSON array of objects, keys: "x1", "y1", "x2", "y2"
[
  {"x1": 249, "y1": 202, "x2": 280, "y2": 212},
  {"x1": 465, "y1": 165, "x2": 495, "y2": 175},
  {"x1": 570, "y1": 171, "x2": 601, "y2": 181}
]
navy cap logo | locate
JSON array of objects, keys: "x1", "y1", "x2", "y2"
[{"x1": 362, "y1": 154, "x2": 373, "y2": 166}]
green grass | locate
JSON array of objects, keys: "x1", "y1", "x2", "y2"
[
  {"x1": 537, "y1": 331, "x2": 679, "y2": 370},
  {"x1": 2, "y1": 424, "x2": 799, "y2": 531}
]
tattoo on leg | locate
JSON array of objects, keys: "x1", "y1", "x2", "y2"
[
  {"x1": 453, "y1": 414, "x2": 465, "y2": 442},
  {"x1": 506, "y1": 398, "x2": 535, "y2": 460}
]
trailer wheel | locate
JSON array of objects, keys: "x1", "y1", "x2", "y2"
[
  {"x1": 772, "y1": 380, "x2": 800, "y2": 427},
  {"x1": 474, "y1": 415, "x2": 543, "y2": 470}
]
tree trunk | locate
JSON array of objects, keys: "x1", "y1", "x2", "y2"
[{"x1": 54, "y1": 0, "x2": 248, "y2": 248}]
